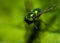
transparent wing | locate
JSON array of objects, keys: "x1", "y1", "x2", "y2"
[
  {"x1": 25, "y1": 0, "x2": 34, "y2": 13},
  {"x1": 25, "y1": 0, "x2": 34, "y2": 42}
]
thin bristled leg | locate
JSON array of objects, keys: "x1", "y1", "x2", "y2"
[{"x1": 43, "y1": 4, "x2": 56, "y2": 13}]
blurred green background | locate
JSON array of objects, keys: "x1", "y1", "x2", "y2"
[{"x1": 0, "y1": 0, "x2": 60, "y2": 43}]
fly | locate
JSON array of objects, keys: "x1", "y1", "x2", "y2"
[
  {"x1": 25, "y1": 8, "x2": 42, "y2": 24},
  {"x1": 24, "y1": 0, "x2": 56, "y2": 43}
]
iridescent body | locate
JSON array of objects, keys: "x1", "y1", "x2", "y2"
[{"x1": 25, "y1": 8, "x2": 42, "y2": 24}]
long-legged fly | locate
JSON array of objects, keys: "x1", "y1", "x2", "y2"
[{"x1": 24, "y1": 0, "x2": 56, "y2": 43}]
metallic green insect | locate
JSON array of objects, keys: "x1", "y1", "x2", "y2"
[
  {"x1": 24, "y1": 0, "x2": 56, "y2": 43},
  {"x1": 24, "y1": 0, "x2": 56, "y2": 24},
  {"x1": 25, "y1": 8, "x2": 42, "y2": 24}
]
